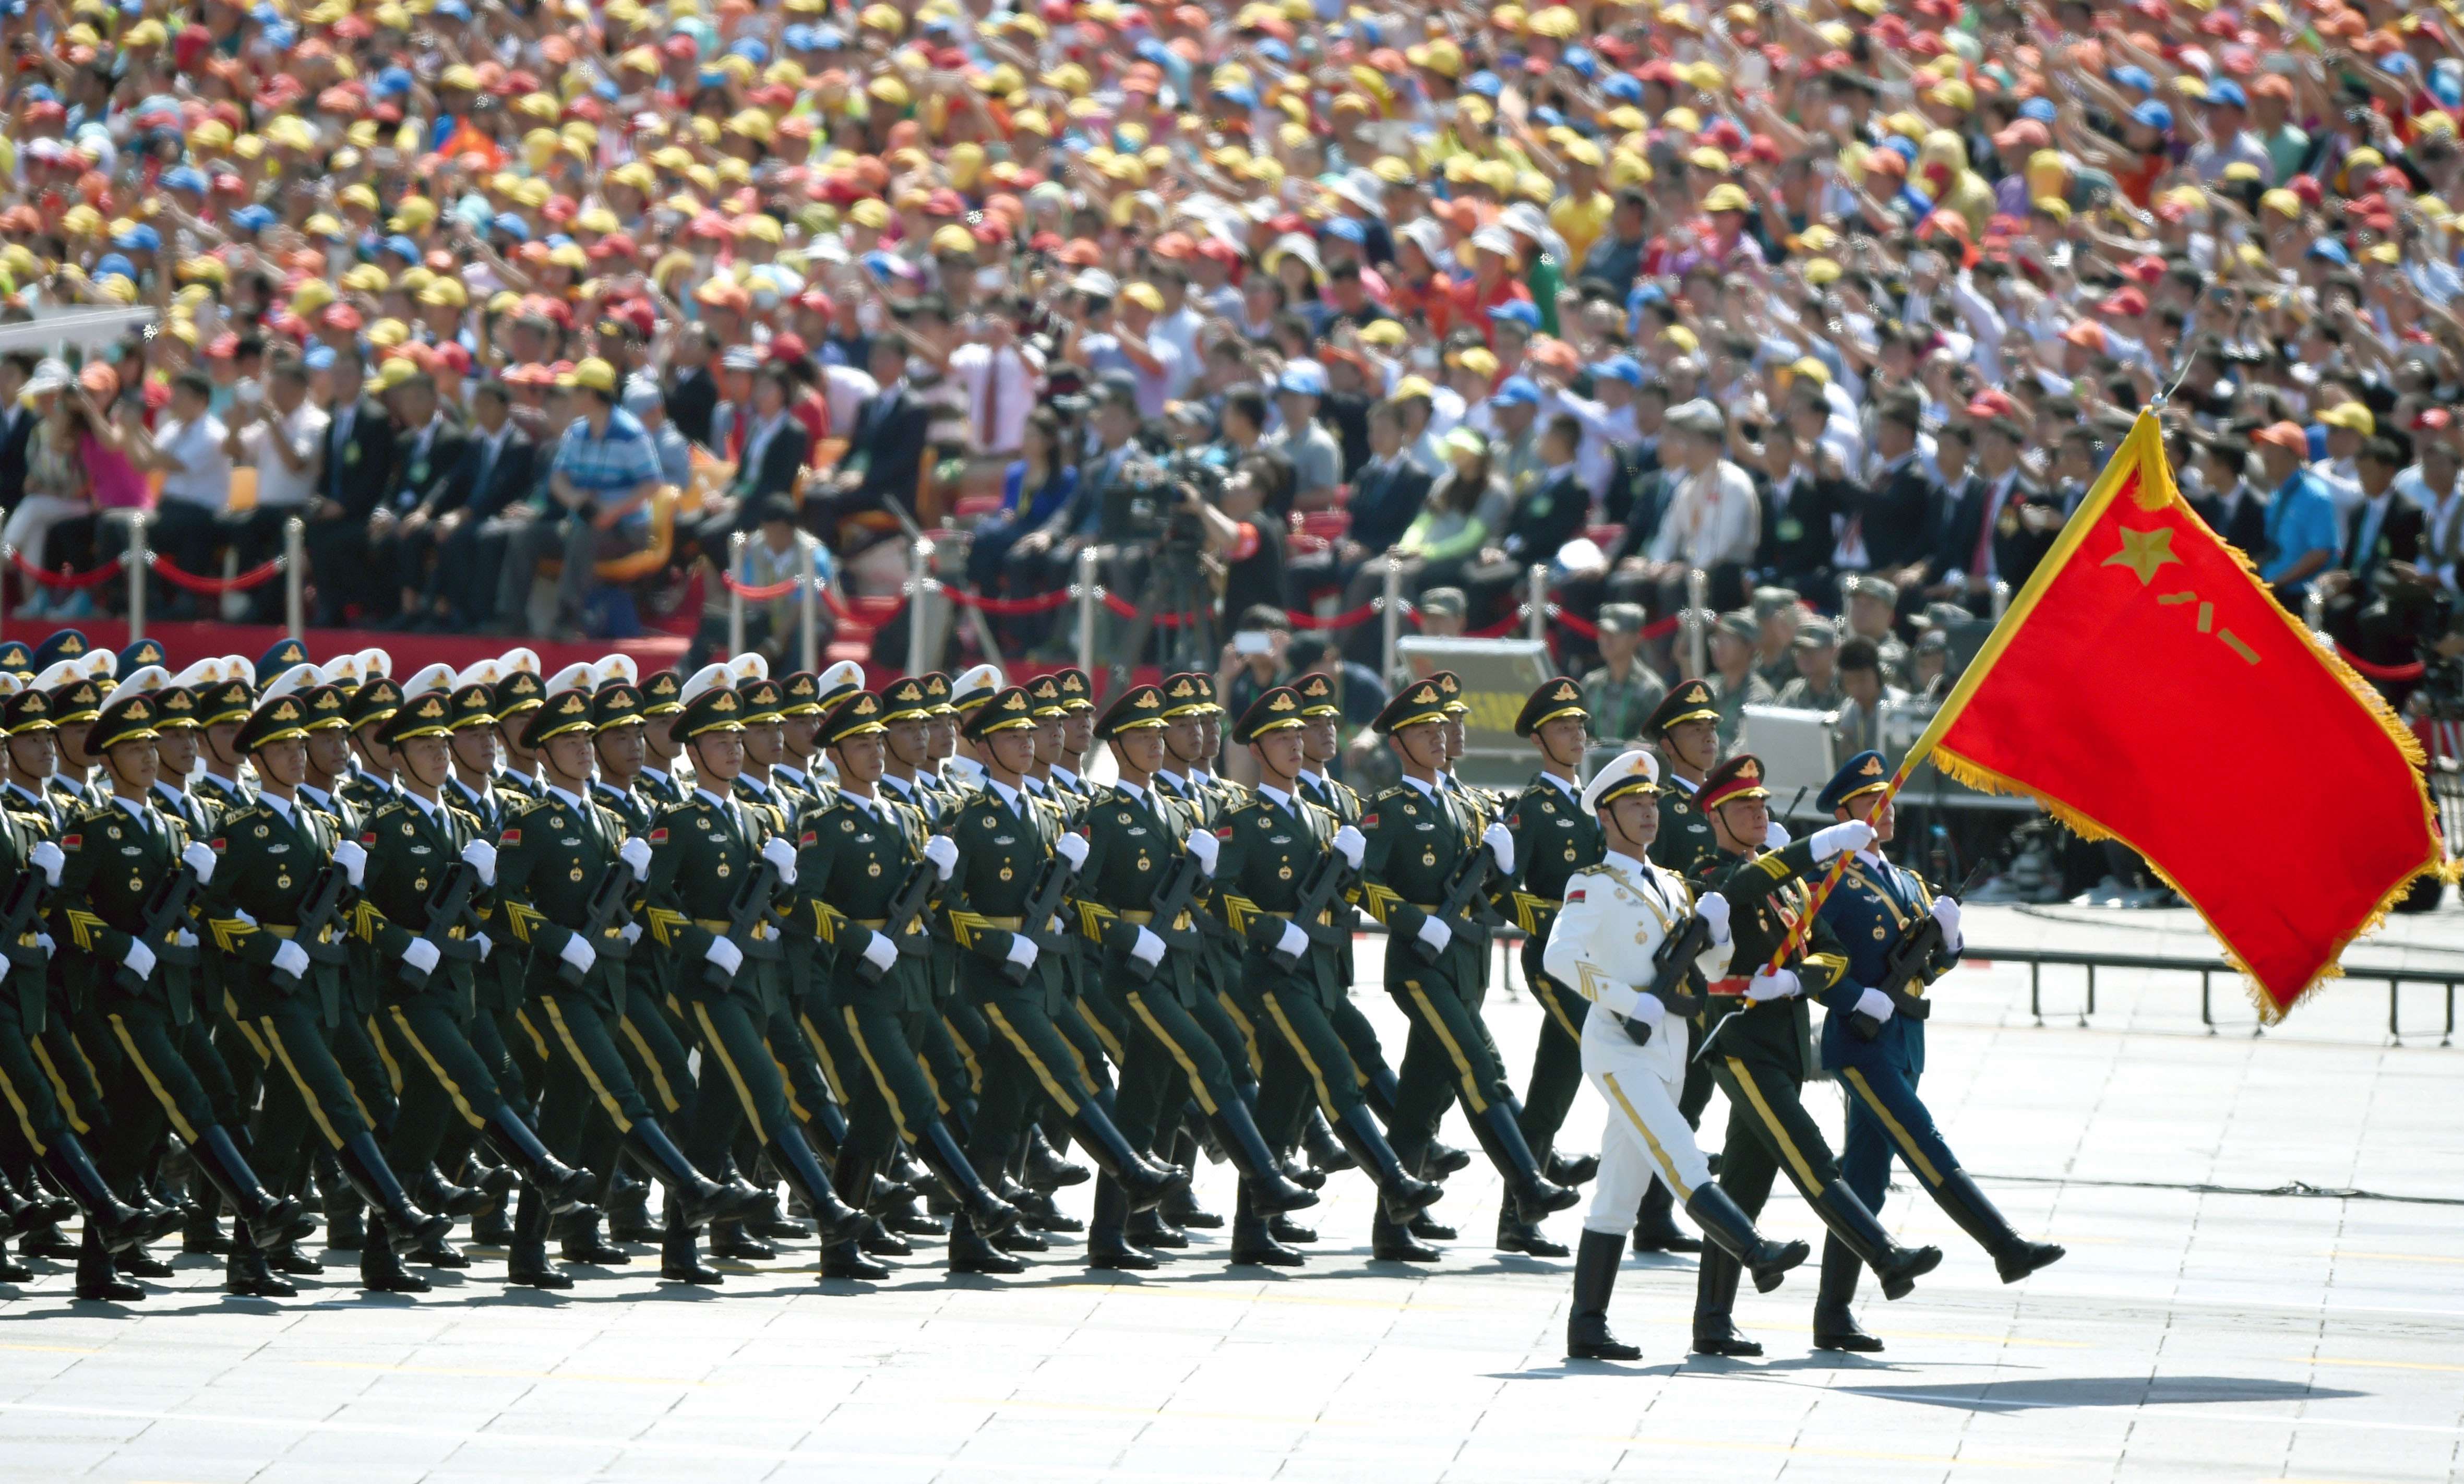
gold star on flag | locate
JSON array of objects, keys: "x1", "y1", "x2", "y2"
[{"x1": 2102, "y1": 525, "x2": 2182, "y2": 585}]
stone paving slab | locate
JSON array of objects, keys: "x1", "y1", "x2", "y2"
[{"x1": 4, "y1": 905, "x2": 2463, "y2": 1481}]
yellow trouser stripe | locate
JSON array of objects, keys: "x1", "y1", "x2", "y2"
[
  {"x1": 388, "y1": 1007, "x2": 488, "y2": 1131},
  {"x1": 1261, "y1": 992, "x2": 1336, "y2": 1114},
  {"x1": 543, "y1": 997, "x2": 633, "y2": 1135},
  {"x1": 1212, "y1": 991, "x2": 1264, "y2": 1078},
  {"x1": 1600, "y1": 1070, "x2": 1691, "y2": 1202},
  {"x1": 108, "y1": 1013, "x2": 200, "y2": 1146},
  {"x1": 31, "y1": 1040, "x2": 90, "y2": 1136},
  {"x1": 1127, "y1": 992, "x2": 1217, "y2": 1117},
  {"x1": 0, "y1": 1063, "x2": 49, "y2": 1156},
  {"x1": 1843, "y1": 1066, "x2": 1943, "y2": 1188},
  {"x1": 261, "y1": 1021, "x2": 345, "y2": 1151},
  {"x1": 514, "y1": 1008, "x2": 552, "y2": 1063},
  {"x1": 1724, "y1": 1056, "x2": 1820, "y2": 1195},
  {"x1": 941, "y1": 1014, "x2": 983, "y2": 1090},
  {"x1": 842, "y1": 1007, "x2": 915, "y2": 1145},
  {"x1": 982, "y1": 1003, "x2": 1079, "y2": 1118},
  {"x1": 692, "y1": 1001, "x2": 769, "y2": 1144},
  {"x1": 617, "y1": 1014, "x2": 683, "y2": 1114},
  {"x1": 919, "y1": 1054, "x2": 949, "y2": 1115},
  {"x1": 368, "y1": 1015, "x2": 404, "y2": 1097},
  {"x1": 797, "y1": 1014, "x2": 852, "y2": 1107},
  {"x1": 1532, "y1": 979, "x2": 1583, "y2": 1044},
  {"x1": 223, "y1": 991, "x2": 272, "y2": 1066},
  {"x1": 772, "y1": 1052, "x2": 810, "y2": 1124},
  {"x1": 1406, "y1": 985, "x2": 1489, "y2": 1115},
  {"x1": 1084, "y1": 1010, "x2": 1125, "y2": 1067}
]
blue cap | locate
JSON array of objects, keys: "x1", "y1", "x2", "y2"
[
  {"x1": 381, "y1": 234, "x2": 420, "y2": 261},
  {"x1": 115, "y1": 638, "x2": 166, "y2": 680},
  {"x1": 1816, "y1": 750, "x2": 1891, "y2": 814},
  {"x1": 161, "y1": 165, "x2": 209, "y2": 194},
  {"x1": 29, "y1": 630, "x2": 87, "y2": 672},
  {"x1": 1276, "y1": 360, "x2": 1329, "y2": 397},
  {"x1": 782, "y1": 23, "x2": 817, "y2": 48},
  {"x1": 434, "y1": 0, "x2": 469, "y2": 18},
  {"x1": 255, "y1": 637, "x2": 312, "y2": 686},
  {"x1": 1489, "y1": 375, "x2": 1542, "y2": 409},
  {"x1": 1322, "y1": 216, "x2": 1366, "y2": 243},
  {"x1": 1628, "y1": 281, "x2": 1667, "y2": 312},
  {"x1": 1532, "y1": 106, "x2": 1565, "y2": 129},
  {"x1": 1604, "y1": 73, "x2": 1643, "y2": 102},
  {"x1": 1562, "y1": 46, "x2": 1595, "y2": 78},
  {"x1": 93, "y1": 253, "x2": 135, "y2": 281},
  {"x1": 1488, "y1": 300, "x2": 1541, "y2": 329},
  {"x1": 729, "y1": 36, "x2": 769, "y2": 63},
  {"x1": 1465, "y1": 70, "x2": 1502, "y2": 99},
  {"x1": 2018, "y1": 97, "x2": 2057, "y2": 123},
  {"x1": 491, "y1": 212, "x2": 530, "y2": 241},
  {"x1": 1215, "y1": 83, "x2": 1258, "y2": 110},
  {"x1": 228, "y1": 205, "x2": 276, "y2": 234},
  {"x1": 2206, "y1": 79, "x2": 2247, "y2": 109},
  {"x1": 1589, "y1": 355, "x2": 1644, "y2": 388},
  {"x1": 1253, "y1": 37, "x2": 1290, "y2": 62},
  {"x1": 303, "y1": 344, "x2": 337, "y2": 370},
  {"x1": 810, "y1": 22, "x2": 845, "y2": 46},
  {"x1": 113, "y1": 224, "x2": 161, "y2": 253},
  {"x1": 2130, "y1": 100, "x2": 2173, "y2": 133},
  {"x1": 2308, "y1": 238, "x2": 2350, "y2": 265},
  {"x1": 375, "y1": 65, "x2": 414, "y2": 97},
  {"x1": 2109, "y1": 64, "x2": 2154, "y2": 95}
]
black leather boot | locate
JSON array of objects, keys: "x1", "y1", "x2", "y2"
[
  {"x1": 559, "y1": 1206, "x2": 632, "y2": 1265},
  {"x1": 116, "y1": 1246, "x2": 175, "y2": 1278},
  {"x1": 1566, "y1": 1229, "x2": 1641, "y2": 1360},
  {"x1": 1933, "y1": 1169, "x2": 2066, "y2": 1283},
  {"x1": 415, "y1": 1163, "x2": 491, "y2": 1216},
  {"x1": 1301, "y1": 1110, "x2": 1355, "y2": 1175},
  {"x1": 1497, "y1": 1204, "x2": 1569, "y2": 1257},
  {"x1": 1207, "y1": 1104, "x2": 1320, "y2": 1217},
  {"x1": 607, "y1": 1169, "x2": 664, "y2": 1243},
  {"x1": 1468, "y1": 1103, "x2": 1578, "y2": 1217},
  {"x1": 1812, "y1": 1238, "x2": 1881, "y2": 1351},
  {"x1": 1024, "y1": 1125, "x2": 1090, "y2": 1191},
  {"x1": 762, "y1": 1128, "x2": 869, "y2": 1247},
  {"x1": 949, "y1": 1211, "x2": 1026, "y2": 1274},
  {"x1": 1683, "y1": 1184, "x2": 1810, "y2": 1293},
  {"x1": 507, "y1": 1186, "x2": 574, "y2": 1289},
  {"x1": 625, "y1": 1122, "x2": 768, "y2": 1232},
  {"x1": 660, "y1": 1196, "x2": 723, "y2": 1284},
  {"x1": 181, "y1": 1193, "x2": 231, "y2": 1254},
  {"x1": 1811, "y1": 1179, "x2": 1942, "y2": 1300},
  {"x1": 336, "y1": 1133, "x2": 454, "y2": 1252},
  {"x1": 1690, "y1": 1248, "x2": 1759, "y2": 1356},
  {"x1": 480, "y1": 1108, "x2": 599, "y2": 1213},
  {"x1": 1157, "y1": 1128, "x2": 1220, "y2": 1228},
  {"x1": 317, "y1": 1153, "x2": 364, "y2": 1250},
  {"x1": 1633, "y1": 1177, "x2": 1703, "y2": 1254},
  {"x1": 38, "y1": 1136, "x2": 171, "y2": 1253},
  {"x1": 358, "y1": 1216, "x2": 431, "y2": 1293},
  {"x1": 1086, "y1": 1178, "x2": 1162, "y2": 1271},
  {"x1": 1332, "y1": 1104, "x2": 1444, "y2": 1225},
  {"x1": 1068, "y1": 1108, "x2": 1184, "y2": 1213},
  {"x1": 74, "y1": 1226, "x2": 144, "y2": 1302},
  {"x1": 1546, "y1": 1150, "x2": 1601, "y2": 1186},
  {"x1": 1228, "y1": 1182, "x2": 1303, "y2": 1267},
  {"x1": 821, "y1": 1150, "x2": 890, "y2": 1279},
  {"x1": 1369, "y1": 1208, "x2": 1440, "y2": 1262},
  {"x1": 1268, "y1": 1213, "x2": 1317, "y2": 1244},
  {"x1": 190, "y1": 1126, "x2": 316, "y2": 1246},
  {"x1": 1125, "y1": 1205, "x2": 1187, "y2": 1249},
  {"x1": 21, "y1": 1220, "x2": 80, "y2": 1259},
  {"x1": 224, "y1": 1220, "x2": 297, "y2": 1298}
]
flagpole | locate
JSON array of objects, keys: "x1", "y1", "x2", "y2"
[{"x1": 1754, "y1": 409, "x2": 2171, "y2": 972}]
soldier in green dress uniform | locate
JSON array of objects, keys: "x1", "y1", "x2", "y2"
[
  {"x1": 1493, "y1": 677, "x2": 1609, "y2": 1258},
  {"x1": 875, "y1": 675, "x2": 982, "y2": 1150},
  {"x1": 639, "y1": 666, "x2": 866, "y2": 1284},
  {"x1": 938, "y1": 684, "x2": 1183, "y2": 1274},
  {"x1": 197, "y1": 688, "x2": 454, "y2": 1296},
  {"x1": 786, "y1": 687, "x2": 1022, "y2": 1278},
  {"x1": 1019, "y1": 671, "x2": 1115, "y2": 1236},
  {"x1": 635, "y1": 668, "x2": 689, "y2": 808},
  {"x1": 1351, "y1": 679, "x2": 1578, "y2": 1261},
  {"x1": 1686, "y1": 754, "x2": 1942, "y2": 1357}
]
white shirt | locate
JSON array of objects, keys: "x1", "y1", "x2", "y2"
[
  {"x1": 1648, "y1": 458, "x2": 1761, "y2": 569},
  {"x1": 157, "y1": 413, "x2": 233, "y2": 509},
  {"x1": 821, "y1": 364, "x2": 878, "y2": 434},
  {"x1": 949, "y1": 342, "x2": 1044, "y2": 455},
  {"x1": 241, "y1": 401, "x2": 325, "y2": 509}
]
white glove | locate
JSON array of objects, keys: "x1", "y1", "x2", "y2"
[
  {"x1": 704, "y1": 936, "x2": 744, "y2": 977},
  {"x1": 401, "y1": 937, "x2": 441, "y2": 977},
  {"x1": 1274, "y1": 921, "x2": 1309, "y2": 960},
  {"x1": 1054, "y1": 831, "x2": 1090, "y2": 871},
  {"x1": 618, "y1": 836, "x2": 652, "y2": 881},
  {"x1": 271, "y1": 940, "x2": 312, "y2": 979},
  {"x1": 1744, "y1": 966, "x2": 1800, "y2": 1002},
  {"x1": 123, "y1": 939, "x2": 157, "y2": 980},
  {"x1": 1181, "y1": 827, "x2": 1217, "y2": 875},
  {"x1": 1930, "y1": 896, "x2": 1962, "y2": 951},
  {"x1": 28, "y1": 841, "x2": 62, "y2": 887},
  {"x1": 923, "y1": 834, "x2": 958, "y2": 881},
  {"x1": 475, "y1": 934, "x2": 493, "y2": 961},
  {"x1": 172, "y1": 928, "x2": 197, "y2": 950},
  {"x1": 1809, "y1": 820, "x2": 1875, "y2": 863},
  {"x1": 181, "y1": 840, "x2": 218, "y2": 884},
  {"x1": 1627, "y1": 989, "x2": 1668, "y2": 1028},
  {"x1": 1004, "y1": 935, "x2": 1040, "y2": 972},
  {"x1": 1416, "y1": 916, "x2": 1452, "y2": 955},
  {"x1": 1853, "y1": 986, "x2": 1896, "y2": 1023},
  {"x1": 1331, "y1": 824, "x2": 1365, "y2": 870},
  {"x1": 34, "y1": 933, "x2": 52, "y2": 959},
  {"x1": 760, "y1": 834, "x2": 798, "y2": 886},
  {"x1": 1764, "y1": 818, "x2": 1792, "y2": 849},
  {"x1": 1130, "y1": 927, "x2": 1166, "y2": 968},
  {"x1": 1695, "y1": 891, "x2": 1731, "y2": 944},
  {"x1": 619, "y1": 922, "x2": 643, "y2": 947},
  {"x1": 558, "y1": 934, "x2": 597, "y2": 977},
  {"x1": 1480, "y1": 821, "x2": 1514, "y2": 875},
  {"x1": 460, "y1": 839, "x2": 497, "y2": 887},
  {"x1": 331, "y1": 837, "x2": 367, "y2": 887},
  {"x1": 860, "y1": 931, "x2": 899, "y2": 974},
  {"x1": 232, "y1": 907, "x2": 257, "y2": 926}
]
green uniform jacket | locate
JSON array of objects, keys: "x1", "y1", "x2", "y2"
[
  {"x1": 1696, "y1": 837, "x2": 1853, "y2": 1080},
  {"x1": 1212, "y1": 789, "x2": 1346, "y2": 1006},
  {"x1": 643, "y1": 788, "x2": 783, "y2": 1006},
  {"x1": 348, "y1": 795, "x2": 487, "y2": 1012},
  {"x1": 790, "y1": 790, "x2": 937, "y2": 1015},
  {"x1": 1648, "y1": 780, "x2": 1723, "y2": 877},
  {"x1": 0, "y1": 808, "x2": 46, "y2": 1037},
  {"x1": 198, "y1": 798, "x2": 351, "y2": 1026},
  {"x1": 492, "y1": 787, "x2": 637, "y2": 1013},
  {"x1": 1069, "y1": 782, "x2": 1199, "y2": 1006},
  {"x1": 595, "y1": 780, "x2": 674, "y2": 1006},
  {"x1": 1352, "y1": 778, "x2": 1488, "y2": 997},
  {"x1": 939, "y1": 782, "x2": 1071, "y2": 1014},
  {"x1": 53, "y1": 798, "x2": 200, "y2": 1021},
  {"x1": 1497, "y1": 774, "x2": 1600, "y2": 940}
]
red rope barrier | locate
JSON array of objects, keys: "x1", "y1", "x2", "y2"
[
  {"x1": 2338, "y1": 644, "x2": 2428, "y2": 683},
  {"x1": 1465, "y1": 607, "x2": 1528, "y2": 639},
  {"x1": 146, "y1": 555, "x2": 283, "y2": 594},
  {"x1": 944, "y1": 585, "x2": 1076, "y2": 615},
  {"x1": 720, "y1": 572, "x2": 804, "y2": 601},
  {"x1": 1098, "y1": 592, "x2": 1204, "y2": 627},
  {"x1": 1546, "y1": 604, "x2": 1597, "y2": 640},
  {"x1": 1283, "y1": 600, "x2": 1386, "y2": 630},
  {"x1": 8, "y1": 548, "x2": 125, "y2": 589}
]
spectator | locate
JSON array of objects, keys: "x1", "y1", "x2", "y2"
[
  {"x1": 375, "y1": 370, "x2": 467, "y2": 625},
  {"x1": 1632, "y1": 399, "x2": 1759, "y2": 617},
  {"x1": 1339, "y1": 431, "x2": 1508, "y2": 657},
  {"x1": 0, "y1": 351, "x2": 38, "y2": 511},
  {"x1": 626, "y1": 384, "x2": 694, "y2": 493},
  {"x1": 2255, "y1": 421, "x2": 2343, "y2": 606},
  {"x1": 305, "y1": 351, "x2": 396, "y2": 627},
  {"x1": 1217, "y1": 604, "x2": 1294, "y2": 740},
  {"x1": 1266, "y1": 363, "x2": 1343, "y2": 513},
  {"x1": 221, "y1": 355, "x2": 326, "y2": 623},
  {"x1": 6, "y1": 362, "x2": 87, "y2": 620},
  {"x1": 1580, "y1": 604, "x2": 1667, "y2": 746},
  {"x1": 1288, "y1": 398, "x2": 1430, "y2": 608},
  {"x1": 495, "y1": 358, "x2": 660, "y2": 643},
  {"x1": 136, "y1": 370, "x2": 231, "y2": 620}
]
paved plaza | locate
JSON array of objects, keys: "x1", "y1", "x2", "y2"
[{"x1": 5, "y1": 902, "x2": 2463, "y2": 1483}]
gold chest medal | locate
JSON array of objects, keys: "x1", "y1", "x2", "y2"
[
  {"x1": 999, "y1": 866, "x2": 1014, "y2": 881},
  {"x1": 867, "y1": 861, "x2": 881, "y2": 877},
  {"x1": 571, "y1": 866, "x2": 586, "y2": 882}
]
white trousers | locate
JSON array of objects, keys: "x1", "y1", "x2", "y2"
[
  {"x1": 3, "y1": 494, "x2": 91, "y2": 575},
  {"x1": 1578, "y1": 1001, "x2": 1714, "y2": 1237}
]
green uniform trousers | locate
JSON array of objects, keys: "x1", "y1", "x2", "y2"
[
  {"x1": 1709, "y1": 1045, "x2": 1844, "y2": 1220},
  {"x1": 963, "y1": 986, "x2": 1100, "y2": 1176},
  {"x1": 804, "y1": 990, "x2": 938, "y2": 1157},
  {"x1": 1517, "y1": 937, "x2": 1588, "y2": 1160}
]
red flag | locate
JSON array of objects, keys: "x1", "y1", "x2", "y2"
[{"x1": 1911, "y1": 411, "x2": 2443, "y2": 1021}]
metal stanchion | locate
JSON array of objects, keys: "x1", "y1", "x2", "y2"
[
  {"x1": 726, "y1": 531, "x2": 747, "y2": 658},
  {"x1": 1381, "y1": 559, "x2": 1403, "y2": 680},
  {"x1": 1991, "y1": 579, "x2": 2011, "y2": 621},
  {"x1": 906, "y1": 537, "x2": 936, "y2": 676},
  {"x1": 1075, "y1": 545, "x2": 1098, "y2": 675},
  {"x1": 1526, "y1": 564, "x2": 1547, "y2": 643},
  {"x1": 2303, "y1": 586, "x2": 2327, "y2": 636},
  {"x1": 1684, "y1": 567, "x2": 1709, "y2": 678},
  {"x1": 123, "y1": 511, "x2": 147, "y2": 642},
  {"x1": 796, "y1": 534, "x2": 819, "y2": 674},
  {"x1": 283, "y1": 518, "x2": 306, "y2": 638}
]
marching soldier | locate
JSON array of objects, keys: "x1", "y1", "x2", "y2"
[
  {"x1": 338, "y1": 662, "x2": 403, "y2": 818},
  {"x1": 1808, "y1": 752, "x2": 2063, "y2": 1351},
  {"x1": 182, "y1": 656, "x2": 257, "y2": 817},
  {"x1": 1351, "y1": 678, "x2": 1577, "y2": 1261},
  {"x1": 635, "y1": 668, "x2": 689, "y2": 808},
  {"x1": 638, "y1": 666, "x2": 866, "y2": 1284},
  {"x1": 1492, "y1": 678, "x2": 1607, "y2": 1258},
  {"x1": 1541, "y1": 750, "x2": 1811, "y2": 1360},
  {"x1": 786, "y1": 687, "x2": 1022, "y2": 1277},
  {"x1": 937, "y1": 684, "x2": 1182, "y2": 1273},
  {"x1": 1686, "y1": 753, "x2": 1942, "y2": 1356},
  {"x1": 1020, "y1": 671, "x2": 1116, "y2": 1231},
  {"x1": 875, "y1": 675, "x2": 983, "y2": 1157},
  {"x1": 197, "y1": 687, "x2": 454, "y2": 1296}
]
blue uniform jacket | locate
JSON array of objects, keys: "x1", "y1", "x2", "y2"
[{"x1": 1815, "y1": 853, "x2": 1959, "y2": 1077}]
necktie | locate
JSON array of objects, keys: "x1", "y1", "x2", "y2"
[
  {"x1": 980, "y1": 349, "x2": 1002, "y2": 451},
  {"x1": 1970, "y1": 477, "x2": 2001, "y2": 580},
  {"x1": 475, "y1": 433, "x2": 499, "y2": 499}
]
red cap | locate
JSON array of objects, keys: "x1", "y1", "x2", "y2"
[
  {"x1": 2096, "y1": 288, "x2": 2148, "y2": 318},
  {"x1": 320, "y1": 304, "x2": 364, "y2": 332},
  {"x1": 769, "y1": 332, "x2": 809, "y2": 363}
]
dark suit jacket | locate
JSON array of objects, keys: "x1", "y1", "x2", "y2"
[
  {"x1": 319, "y1": 398, "x2": 398, "y2": 518},
  {"x1": 2342, "y1": 496, "x2": 2425, "y2": 585},
  {"x1": 1755, "y1": 466, "x2": 1833, "y2": 587},
  {"x1": 1347, "y1": 454, "x2": 1432, "y2": 553},
  {"x1": 1935, "y1": 468, "x2": 2063, "y2": 591},
  {"x1": 387, "y1": 417, "x2": 469, "y2": 514},
  {"x1": 1499, "y1": 471, "x2": 1589, "y2": 565},
  {"x1": 431, "y1": 426, "x2": 537, "y2": 522},
  {"x1": 2188, "y1": 484, "x2": 2270, "y2": 558},
  {"x1": 734, "y1": 418, "x2": 811, "y2": 506},
  {"x1": 0, "y1": 403, "x2": 34, "y2": 509},
  {"x1": 846, "y1": 384, "x2": 928, "y2": 504},
  {"x1": 1847, "y1": 454, "x2": 1940, "y2": 571}
]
